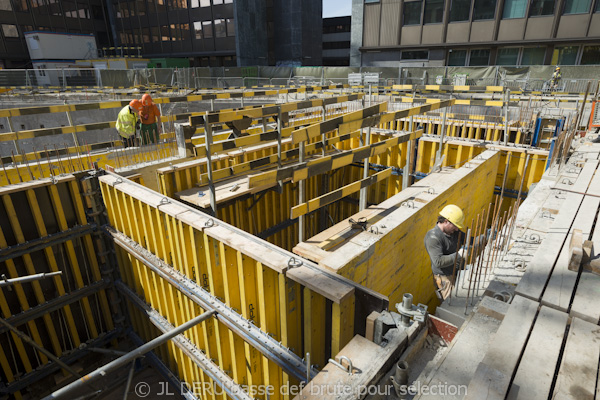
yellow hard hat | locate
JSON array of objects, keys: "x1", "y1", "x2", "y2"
[{"x1": 439, "y1": 204, "x2": 465, "y2": 230}]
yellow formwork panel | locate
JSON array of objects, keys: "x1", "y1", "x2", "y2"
[
  {"x1": 99, "y1": 174, "x2": 360, "y2": 396},
  {"x1": 0, "y1": 176, "x2": 114, "y2": 397}
]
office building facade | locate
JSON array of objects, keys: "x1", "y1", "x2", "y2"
[
  {"x1": 350, "y1": 0, "x2": 600, "y2": 66},
  {"x1": 0, "y1": 0, "x2": 112, "y2": 68},
  {"x1": 323, "y1": 16, "x2": 351, "y2": 66}
]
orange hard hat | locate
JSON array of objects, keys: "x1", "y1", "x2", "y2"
[
  {"x1": 141, "y1": 93, "x2": 153, "y2": 106},
  {"x1": 129, "y1": 99, "x2": 142, "y2": 112}
]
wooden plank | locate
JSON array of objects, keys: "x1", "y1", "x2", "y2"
[
  {"x1": 552, "y1": 317, "x2": 600, "y2": 400},
  {"x1": 515, "y1": 193, "x2": 584, "y2": 301},
  {"x1": 567, "y1": 228, "x2": 583, "y2": 272},
  {"x1": 507, "y1": 306, "x2": 568, "y2": 400},
  {"x1": 586, "y1": 166, "x2": 600, "y2": 197},
  {"x1": 287, "y1": 265, "x2": 354, "y2": 304},
  {"x1": 465, "y1": 363, "x2": 508, "y2": 400},
  {"x1": 542, "y1": 196, "x2": 600, "y2": 312},
  {"x1": 569, "y1": 207, "x2": 600, "y2": 324},
  {"x1": 465, "y1": 295, "x2": 538, "y2": 400},
  {"x1": 570, "y1": 160, "x2": 598, "y2": 193}
]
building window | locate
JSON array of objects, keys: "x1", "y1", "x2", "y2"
[
  {"x1": 191, "y1": 0, "x2": 210, "y2": 6},
  {"x1": 404, "y1": 1, "x2": 422, "y2": 25},
  {"x1": 224, "y1": 0, "x2": 232, "y2": 3},
  {"x1": 473, "y1": 0, "x2": 496, "y2": 19},
  {"x1": 151, "y1": 26, "x2": 160, "y2": 42},
  {"x1": 0, "y1": 0, "x2": 12, "y2": 11},
  {"x1": 448, "y1": 49, "x2": 467, "y2": 65},
  {"x1": 529, "y1": 0, "x2": 555, "y2": 15},
  {"x1": 181, "y1": 23, "x2": 190, "y2": 40},
  {"x1": 135, "y1": 0, "x2": 146, "y2": 15},
  {"x1": 214, "y1": 18, "x2": 226, "y2": 38},
  {"x1": 469, "y1": 49, "x2": 490, "y2": 65},
  {"x1": 213, "y1": 0, "x2": 223, "y2": 4},
  {"x1": 521, "y1": 47, "x2": 545, "y2": 65},
  {"x1": 497, "y1": 48, "x2": 519, "y2": 65},
  {"x1": 143, "y1": 28, "x2": 151, "y2": 43},
  {"x1": 365, "y1": 0, "x2": 380, "y2": 3},
  {"x1": 156, "y1": 0, "x2": 166, "y2": 12},
  {"x1": 596, "y1": 0, "x2": 600, "y2": 11},
  {"x1": 13, "y1": 0, "x2": 27, "y2": 11},
  {"x1": 552, "y1": 46, "x2": 579, "y2": 65},
  {"x1": 323, "y1": 41, "x2": 351, "y2": 49},
  {"x1": 161, "y1": 25, "x2": 170, "y2": 41},
  {"x1": 170, "y1": 24, "x2": 178, "y2": 41},
  {"x1": 2, "y1": 24, "x2": 18, "y2": 37},
  {"x1": 402, "y1": 50, "x2": 428, "y2": 59},
  {"x1": 581, "y1": 46, "x2": 600, "y2": 64},
  {"x1": 564, "y1": 0, "x2": 591, "y2": 13},
  {"x1": 449, "y1": 0, "x2": 471, "y2": 22},
  {"x1": 202, "y1": 20, "x2": 213, "y2": 38},
  {"x1": 502, "y1": 0, "x2": 527, "y2": 18},
  {"x1": 424, "y1": 0, "x2": 444, "y2": 23},
  {"x1": 226, "y1": 17, "x2": 235, "y2": 36},
  {"x1": 193, "y1": 21, "x2": 203, "y2": 39}
]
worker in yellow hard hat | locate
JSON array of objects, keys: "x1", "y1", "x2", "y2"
[
  {"x1": 424, "y1": 204, "x2": 465, "y2": 301},
  {"x1": 550, "y1": 66, "x2": 562, "y2": 91}
]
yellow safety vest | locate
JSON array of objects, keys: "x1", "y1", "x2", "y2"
[{"x1": 116, "y1": 106, "x2": 137, "y2": 138}]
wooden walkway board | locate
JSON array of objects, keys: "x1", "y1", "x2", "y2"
[
  {"x1": 541, "y1": 196, "x2": 600, "y2": 312},
  {"x1": 507, "y1": 306, "x2": 568, "y2": 400},
  {"x1": 465, "y1": 295, "x2": 539, "y2": 400},
  {"x1": 515, "y1": 193, "x2": 584, "y2": 301},
  {"x1": 552, "y1": 317, "x2": 600, "y2": 400},
  {"x1": 570, "y1": 198, "x2": 600, "y2": 323}
]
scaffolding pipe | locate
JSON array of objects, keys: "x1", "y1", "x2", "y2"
[
  {"x1": 0, "y1": 271, "x2": 62, "y2": 287},
  {"x1": 43, "y1": 310, "x2": 216, "y2": 400},
  {"x1": 0, "y1": 317, "x2": 87, "y2": 388}
]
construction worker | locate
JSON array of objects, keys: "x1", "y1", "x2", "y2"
[
  {"x1": 116, "y1": 99, "x2": 142, "y2": 148},
  {"x1": 550, "y1": 66, "x2": 562, "y2": 90},
  {"x1": 424, "y1": 204, "x2": 466, "y2": 301},
  {"x1": 139, "y1": 93, "x2": 161, "y2": 145}
]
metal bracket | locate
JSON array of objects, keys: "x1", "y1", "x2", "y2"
[
  {"x1": 287, "y1": 257, "x2": 303, "y2": 268},
  {"x1": 328, "y1": 356, "x2": 353, "y2": 375},
  {"x1": 204, "y1": 218, "x2": 215, "y2": 229},
  {"x1": 349, "y1": 217, "x2": 368, "y2": 231},
  {"x1": 112, "y1": 177, "x2": 123, "y2": 186},
  {"x1": 400, "y1": 200, "x2": 415, "y2": 209}
]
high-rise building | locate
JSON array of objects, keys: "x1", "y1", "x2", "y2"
[
  {"x1": 0, "y1": 0, "x2": 112, "y2": 68},
  {"x1": 350, "y1": 0, "x2": 600, "y2": 66},
  {"x1": 323, "y1": 16, "x2": 351, "y2": 66},
  {"x1": 112, "y1": 0, "x2": 322, "y2": 67}
]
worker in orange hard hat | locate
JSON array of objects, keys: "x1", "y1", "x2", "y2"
[
  {"x1": 424, "y1": 204, "x2": 466, "y2": 301},
  {"x1": 116, "y1": 99, "x2": 142, "y2": 148},
  {"x1": 139, "y1": 93, "x2": 161, "y2": 145}
]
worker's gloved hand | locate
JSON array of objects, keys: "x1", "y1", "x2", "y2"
[{"x1": 457, "y1": 247, "x2": 466, "y2": 259}]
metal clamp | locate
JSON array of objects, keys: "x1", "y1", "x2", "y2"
[
  {"x1": 400, "y1": 200, "x2": 415, "y2": 209},
  {"x1": 424, "y1": 187, "x2": 435, "y2": 195},
  {"x1": 369, "y1": 226, "x2": 380, "y2": 235},
  {"x1": 288, "y1": 257, "x2": 303, "y2": 268},
  {"x1": 328, "y1": 356, "x2": 353, "y2": 375},
  {"x1": 561, "y1": 178, "x2": 573, "y2": 185},
  {"x1": 230, "y1": 183, "x2": 240, "y2": 192},
  {"x1": 204, "y1": 218, "x2": 215, "y2": 228},
  {"x1": 159, "y1": 197, "x2": 170, "y2": 206},
  {"x1": 349, "y1": 217, "x2": 368, "y2": 231},
  {"x1": 540, "y1": 210, "x2": 554, "y2": 220},
  {"x1": 523, "y1": 233, "x2": 541, "y2": 244},
  {"x1": 112, "y1": 177, "x2": 123, "y2": 186}
]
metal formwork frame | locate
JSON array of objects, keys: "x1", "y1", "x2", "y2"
[{"x1": 98, "y1": 171, "x2": 384, "y2": 398}]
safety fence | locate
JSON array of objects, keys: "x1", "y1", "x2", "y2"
[{"x1": 0, "y1": 65, "x2": 598, "y2": 94}]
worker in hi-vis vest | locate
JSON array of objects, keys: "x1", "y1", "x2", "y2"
[{"x1": 116, "y1": 99, "x2": 143, "y2": 148}]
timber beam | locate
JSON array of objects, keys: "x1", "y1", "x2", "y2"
[
  {"x1": 0, "y1": 279, "x2": 110, "y2": 335},
  {"x1": 0, "y1": 224, "x2": 96, "y2": 263}
]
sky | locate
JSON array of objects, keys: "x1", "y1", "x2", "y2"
[{"x1": 323, "y1": 0, "x2": 352, "y2": 18}]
